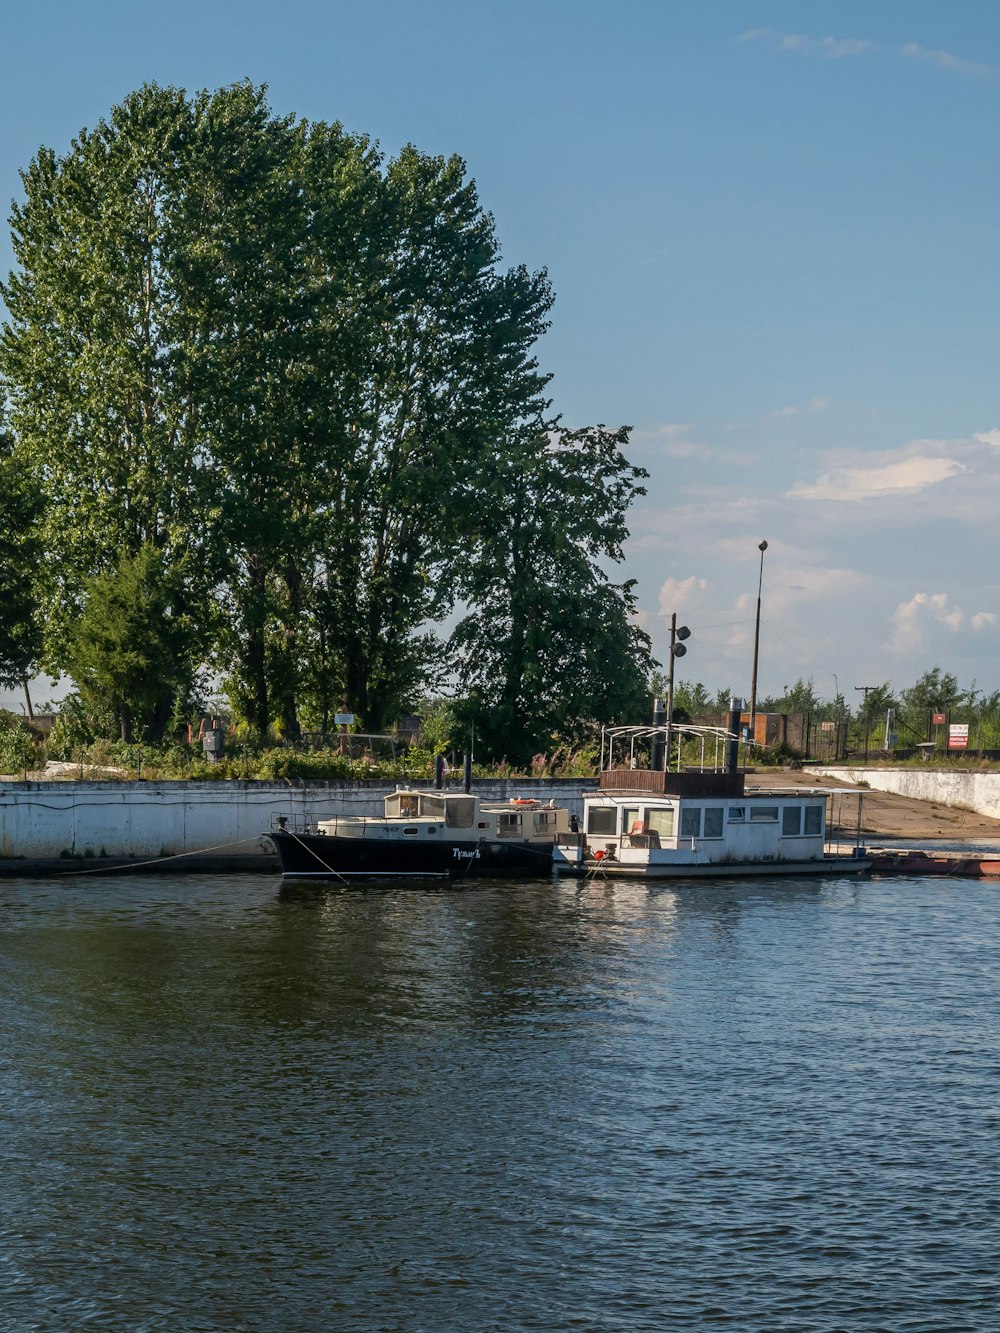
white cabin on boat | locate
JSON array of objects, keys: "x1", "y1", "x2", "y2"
[{"x1": 553, "y1": 718, "x2": 864, "y2": 879}]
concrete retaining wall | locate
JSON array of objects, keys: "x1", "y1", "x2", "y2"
[
  {"x1": 0, "y1": 777, "x2": 597, "y2": 870},
  {"x1": 816, "y1": 766, "x2": 1000, "y2": 821}
]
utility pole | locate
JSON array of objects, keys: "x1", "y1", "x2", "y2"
[
  {"x1": 855, "y1": 685, "x2": 877, "y2": 762},
  {"x1": 748, "y1": 541, "x2": 768, "y2": 745},
  {"x1": 664, "y1": 613, "x2": 691, "y2": 771}
]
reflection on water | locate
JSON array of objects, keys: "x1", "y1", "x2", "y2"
[{"x1": 2, "y1": 872, "x2": 1000, "y2": 1330}]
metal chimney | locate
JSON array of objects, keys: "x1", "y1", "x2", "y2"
[{"x1": 727, "y1": 696, "x2": 742, "y2": 774}]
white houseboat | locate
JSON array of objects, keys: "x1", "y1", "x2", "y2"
[{"x1": 553, "y1": 710, "x2": 869, "y2": 880}]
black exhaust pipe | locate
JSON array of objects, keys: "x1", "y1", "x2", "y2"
[
  {"x1": 651, "y1": 696, "x2": 666, "y2": 770},
  {"x1": 727, "y1": 696, "x2": 742, "y2": 774}
]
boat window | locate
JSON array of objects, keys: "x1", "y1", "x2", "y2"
[
  {"x1": 533, "y1": 811, "x2": 556, "y2": 830},
  {"x1": 782, "y1": 807, "x2": 802, "y2": 836},
  {"x1": 750, "y1": 806, "x2": 778, "y2": 822},
  {"x1": 804, "y1": 806, "x2": 823, "y2": 835},
  {"x1": 477, "y1": 822, "x2": 489, "y2": 830},
  {"x1": 588, "y1": 806, "x2": 617, "y2": 835},
  {"x1": 498, "y1": 812, "x2": 521, "y2": 829},
  {"x1": 421, "y1": 796, "x2": 446, "y2": 819},
  {"x1": 622, "y1": 806, "x2": 641, "y2": 834},
  {"x1": 445, "y1": 799, "x2": 475, "y2": 829},
  {"x1": 729, "y1": 807, "x2": 745, "y2": 822},
  {"x1": 680, "y1": 807, "x2": 701, "y2": 838},
  {"x1": 644, "y1": 807, "x2": 674, "y2": 838},
  {"x1": 403, "y1": 827, "x2": 419, "y2": 836},
  {"x1": 703, "y1": 808, "x2": 724, "y2": 839},
  {"x1": 388, "y1": 794, "x2": 420, "y2": 818}
]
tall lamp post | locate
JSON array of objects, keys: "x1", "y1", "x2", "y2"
[
  {"x1": 748, "y1": 540, "x2": 768, "y2": 744},
  {"x1": 664, "y1": 612, "x2": 691, "y2": 770}
]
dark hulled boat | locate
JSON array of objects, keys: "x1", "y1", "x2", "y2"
[{"x1": 269, "y1": 786, "x2": 570, "y2": 881}]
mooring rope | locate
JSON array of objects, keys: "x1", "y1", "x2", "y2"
[
  {"x1": 58, "y1": 832, "x2": 271, "y2": 877},
  {"x1": 278, "y1": 826, "x2": 351, "y2": 885}
]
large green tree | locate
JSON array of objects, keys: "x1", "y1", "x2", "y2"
[
  {"x1": 2, "y1": 83, "x2": 556, "y2": 740},
  {"x1": 0, "y1": 429, "x2": 42, "y2": 693},
  {"x1": 1, "y1": 85, "x2": 209, "y2": 707},
  {"x1": 62, "y1": 545, "x2": 203, "y2": 742},
  {"x1": 450, "y1": 424, "x2": 654, "y2": 765}
]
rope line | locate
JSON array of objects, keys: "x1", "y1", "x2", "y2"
[
  {"x1": 278, "y1": 827, "x2": 351, "y2": 885},
  {"x1": 58, "y1": 833, "x2": 268, "y2": 877}
]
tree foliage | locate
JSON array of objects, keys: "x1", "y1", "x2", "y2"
[
  {"x1": 62, "y1": 545, "x2": 203, "y2": 742},
  {"x1": 759, "y1": 677, "x2": 822, "y2": 716},
  {"x1": 450, "y1": 424, "x2": 654, "y2": 765},
  {"x1": 2, "y1": 83, "x2": 646, "y2": 755},
  {"x1": 0, "y1": 430, "x2": 42, "y2": 688}
]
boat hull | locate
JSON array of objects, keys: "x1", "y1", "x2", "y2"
[
  {"x1": 269, "y1": 829, "x2": 556, "y2": 881},
  {"x1": 554, "y1": 855, "x2": 872, "y2": 880}
]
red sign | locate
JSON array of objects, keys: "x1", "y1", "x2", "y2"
[
  {"x1": 948, "y1": 724, "x2": 969, "y2": 750},
  {"x1": 932, "y1": 713, "x2": 946, "y2": 725}
]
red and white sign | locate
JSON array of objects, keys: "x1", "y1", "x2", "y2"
[
  {"x1": 932, "y1": 713, "x2": 947, "y2": 726},
  {"x1": 948, "y1": 724, "x2": 969, "y2": 750}
]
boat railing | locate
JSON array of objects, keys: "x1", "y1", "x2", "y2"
[
  {"x1": 270, "y1": 812, "x2": 384, "y2": 838},
  {"x1": 270, "y1": 813, "x2": 319, "y2": 835},
  {"x1": 600, "y1": 722, "x2": 744, "y2": 775}
]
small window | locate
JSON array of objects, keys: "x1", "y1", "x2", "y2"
[
  {"x1": 703, "y1": 808, "x2": 724, "y2": 839},
  {"x1": 622, "y1": 806, "x2": 641, "y2": 834},
  {"x1": 477, "y1": 821, "x2": 489, "y2": 829},
  {"x1": 645, "y1": 807, "x2": 675, "y2": 838},
  {"x1": 680, "y1": 808, "x2": 701, "y2": 838},
  {"x1": 588, "y1": 806, "x2": 617, "y2": 835},
  {"x1": 729, "y1": 807, "x2": 745, "y2": 822},
  {"x1": 403, "y1": 827, "x2": 419, "y2": 836},
  {"x1": 804, "y1": 806, "x2": 823, "y2": 836},
  {"x1": 782, "y1": 807, "x2": 802, "y2": 836},
  {"x1": 445, "y1": 799, "x2": 475, "y2": 829},
  {"x1": 750, "y1": 806, "x2": 778, "y2": 822}
]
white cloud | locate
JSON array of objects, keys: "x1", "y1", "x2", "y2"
[
  {"x1": 636, "y1": 423, "x2": 691, "y2": 440},
  {"x1": 900, "y1": 43, "x2": 989, "y2": 77},
  {"x1": 739, "y1": 29, "x2": 874, "y2": 59},
  {"x1": 788, "y1": 454, "x2": 963, "y2": 502},
  {"x1": 771, "y1": 396, "x2": 830, "y2": 418},
  {"x1": 890, "y1": 594, "x2": 992, "y2": 655},
  {"x1": 974, "y1": 428, "x2": 1000, "y2": 449},
  {"x1": 657, "y1": 575, "x2": 709, "y2": 616},
  {"x1": 739, "y1": 30, "x2": 989, "y2": 76},
  {"x1": 632, "y1": 422, "x2": 714, "y2": 459}
]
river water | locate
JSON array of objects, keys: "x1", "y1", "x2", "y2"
[{"x1": 2, "y1": 871, "x2": 999, "y2": 1331}]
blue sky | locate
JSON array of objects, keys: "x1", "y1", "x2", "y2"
[{"x1": 2, "y1": 1, "x2": 999, "y2": 711}]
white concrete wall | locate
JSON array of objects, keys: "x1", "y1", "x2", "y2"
[
  {"x1": 816, "y1": 767, "x2": 1000, "y2": 821},
  {"x1": 0, "y1": 779, "x2": 594, "y2": 862}
]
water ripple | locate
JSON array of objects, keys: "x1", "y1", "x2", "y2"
[{"x1": 1, "y1": 873, "x2": 999, "y2": 1329}]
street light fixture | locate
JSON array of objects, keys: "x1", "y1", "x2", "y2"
[
  {"x1": 748, "y1": 540, "x2": 767, "y2": 744},
  {"x1": 664, "y1": 613, "x2": 691, "y2": 770}
]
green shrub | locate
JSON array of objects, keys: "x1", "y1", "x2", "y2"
[{"x1": 0, "y1": 712, "x2": 39, "y2": 776}]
